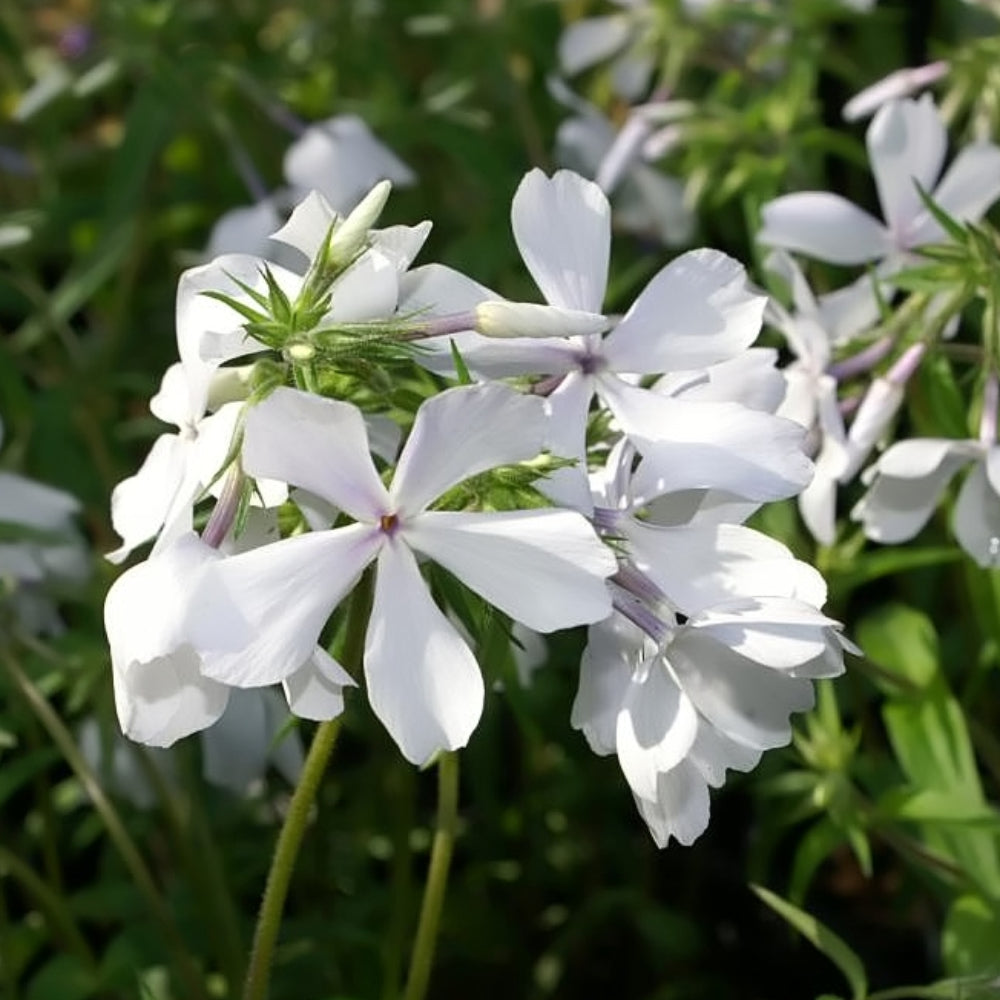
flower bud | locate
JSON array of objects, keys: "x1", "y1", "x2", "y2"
[
  {"x1": 329, "y1": 179, "x2": 392, "y2": 265},
  {"x1": 474, "y1": 300, "x2": 608, "y2": 339}
]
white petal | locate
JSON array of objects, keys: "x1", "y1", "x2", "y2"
[
  {"x1": 373, "y1": 221, "x2": 432, "y2": 274},
  {"x1": 626, "y1": 521, "x2": 827, "y2": 615},
  {"x1": 633, "y1": 760, "x2": 711, "y2": 848},
  {"x1": 271, "y1": 189, "x2": 338, "y2": 260},
  {"x1": 404, "y1": 509, "x2": 615, "y2": 631},
  {"x1": 105, "y1": 535, "x2": 231, "y2": 747},
  {"x1": 149, "y1": 362, "x2": 200, "y2": 428},
  {"x1": 398, "y1": 262, "x2": 495, "y2": 315},
  {"x1": 365, "y1": 540, "x2": 484, "y2": 764},
  {"x1": 953, "y1": 462, "x2": 1000, "y2": 567},
  {"x1": 661, "y1": 348, "x2": 786, "y2": 413},
  {"x1": 759, "y1": 192, "x2": 891, "y2": 265},
  {"x1": 912, "y1": 142, "x2": 1000, "y2": 245},
  {"x1": 798, "y1": 452, "x2": 840, "y2": 546},
  {"x1": 195, "y1": 525, "x2": 381, "y2": 686},
  {"x1": 669, "y1": 631, "x2": 815, "y2": 750},
  {"x1": 541, "y1": 371, "x2": 596, "y2": 513},
  {"x1": 611, "y1": 50, "x2": 654, "y2": 102},
  {"x1": 599, "y1": 377, "x2": 812, "y2": 501},
  {"x1": 283, "y1": 647, "x2": 356, "y2": 721},
  {"x1": 0, "y1": 471, "x2": 79, "y2": 530},
  {"x1": 868, "y1": 96, "x2": 946, "y2": 238},
  {"x1": 614, "y1": 165, "x2": 693, "y2": 246},
  {"x1": 243, "y1": 387, "x2": 390, "y2": 522},
  {"x1": 876, "y1": 437, "x2": 980, "y2": 479},
  {"x1": 511, "y1": 169, "x2": 610, "y2": 312},
  {"x1": 283, "y1": 115, "x2": 414, "y2": 214},
  {"x1": 687, "y1": 599, "x2": 838, "y2": 669},
  {"x1": 572, "y1": 614, "x2": 649, "y2": 754},
  {"x1": 107, "y1": 434, "x2": 194, "y2": 563},
  {"x1": 325, "y1": 248, "x2": 400, "y2": 322},
  {"x1": 205, "y1": 201, "x2": 284, "y2": 260},
  {"x1": 603, "y1": 250, "x2": 765, "y2": 373},
  {"x1": 175, "y1": 254, "x2": 297, "y2": 370},
  {"x1": 853, "y1": 440, "x2": 973, "y2": 543},
  {"x1": 688, "y1": 721, "x2": 762, "y2": 788},
  {"x1": 616, "y1": 660, "x2": 698, "y2": 803},
  {"x1": 558, "y1": 16, "x2": 632, "y2": 74},
  {"x1": 200, "y1": 688, "x2": 272, "y2": 793},
  {"x1": 390, "y1": 383, "x2": 545, "y2": 515}
]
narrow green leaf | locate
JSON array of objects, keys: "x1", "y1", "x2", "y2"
[{"x1": 751, "y1": 884, "x2": 868, "y2": 1000}]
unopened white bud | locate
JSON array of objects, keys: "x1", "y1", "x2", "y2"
[
  {"x1": 474, "y1": 300, "x2": 608, "y2": 339},
  {"x1": 330, "y1": 180, "x2": 392, "y2": 264}
]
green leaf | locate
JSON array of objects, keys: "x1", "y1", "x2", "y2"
[
  {"x1": 449, "y1": 338, "x2": 473, "y2": 385},
  {"x1": 855, "y1": 603, "x2": 938, "y2": 689},
  {"x1": 25, "y1": 954, "x2": 97, "y2": 1000},
  {"x1": 789, "y1": 818, "x2": 846, "y2": 905},
  {"x1": 751, "y1": 884, "x2": 868, "y2": 1000},
  {"x1": 942, "y1": 894, "x2": 1000, "y2": 977},
  {"x1": 878, "y1": 788, "x2": 1000, "y2": 826}
]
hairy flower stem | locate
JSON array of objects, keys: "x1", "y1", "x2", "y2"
[
  {"x1": 241, "y1": 718, "x2": 342, "y2": 1000},
  {"x1": 0, "y1": 644, "x2": 210, "y2": 1000},
  {"x1": 402, "y1": 751, "x2": 460, "y2": 1000},
  {"x1": 242, "y1": 574, "x2": 372, "y2": 1000}
]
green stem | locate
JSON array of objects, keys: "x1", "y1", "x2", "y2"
[
  {"x1": 242, "y1": 571, "x2": 372, "y2": 1000},
  {"x1": 241, "y1": 718, "x2": 342, "y2": 1000},
  {"x1": 402, "y1": 752, "x2": 460, "y2": 1000},
  {"x1": 0, "y1": 645, "x2": 210, "y2": 1000}
]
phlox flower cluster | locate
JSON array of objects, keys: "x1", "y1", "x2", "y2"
[
  {"x1": 104, "y1": 162, "x2": 851, "y2": 846},
  {"x1": 756, "y1": 95, "x2": 1000, "y2": 561}
]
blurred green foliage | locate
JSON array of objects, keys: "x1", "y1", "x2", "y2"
[{"x1": 3, "y1": 1, "x2": 1000, "y2": 998}]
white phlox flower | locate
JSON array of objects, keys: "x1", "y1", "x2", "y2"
[
  {"x1": 404, "y1": 170, "x2": 811, "y2": 513},
  {"x1": 558, "y1": 1, "x2": 659, "y2": 101},
  {"x1": 842, "y1": 62, "x2": 950, "y2": 122},
  {"x1": 853, "y1": 437, "x2": 1000, "y2": 567},
  {"x1": 759, "y1": 96, "x2": 1000, "y2": 269},
  {"x1": 109, "y1": 185, "x2": 431, "y2": 563},
  {"x1": 283, "y1": 115, "x2": 415, "y2": 214},
  {"x1": 551, "y1": 78, "x2": 693, "y2": 246},
  {"x1": 186, "y1": 382, "x2": 616, "y2": 765},
  {"x1": 573, "y1": 444, "x2": 849, "y2": 846}
]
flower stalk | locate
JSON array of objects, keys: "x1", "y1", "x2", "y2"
[{"x1": 402, "y1": 750, "x2": 461, "y2": 1000}]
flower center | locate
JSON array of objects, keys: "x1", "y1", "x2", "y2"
[{"x1": 379, "y1": 512, "x2": 399, "y2": 535}]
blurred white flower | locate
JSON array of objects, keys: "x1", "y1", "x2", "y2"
[
  {"x1": 552, "y1": 80, "x2": 693, "y2": 245},
  {"x1": 760, "y1": 96, "x2": 1000, "y2": 267},
  {"x1": 283, "y1": 115, "x2": 415, "y2": 213},
  {"x1": 842, "y1": 62, "x2": 949, "y2": 122},
  {"x1": 854, "y1": 437, "x2": 1000, "y2": 566}
]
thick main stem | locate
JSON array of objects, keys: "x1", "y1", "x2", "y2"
[
  {"x1": 241, "y1": 718, "x2": 342, "y2": 1000},
  {"x1": 402, "y1": 752, "x2": 460, "y2": 1000}
]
